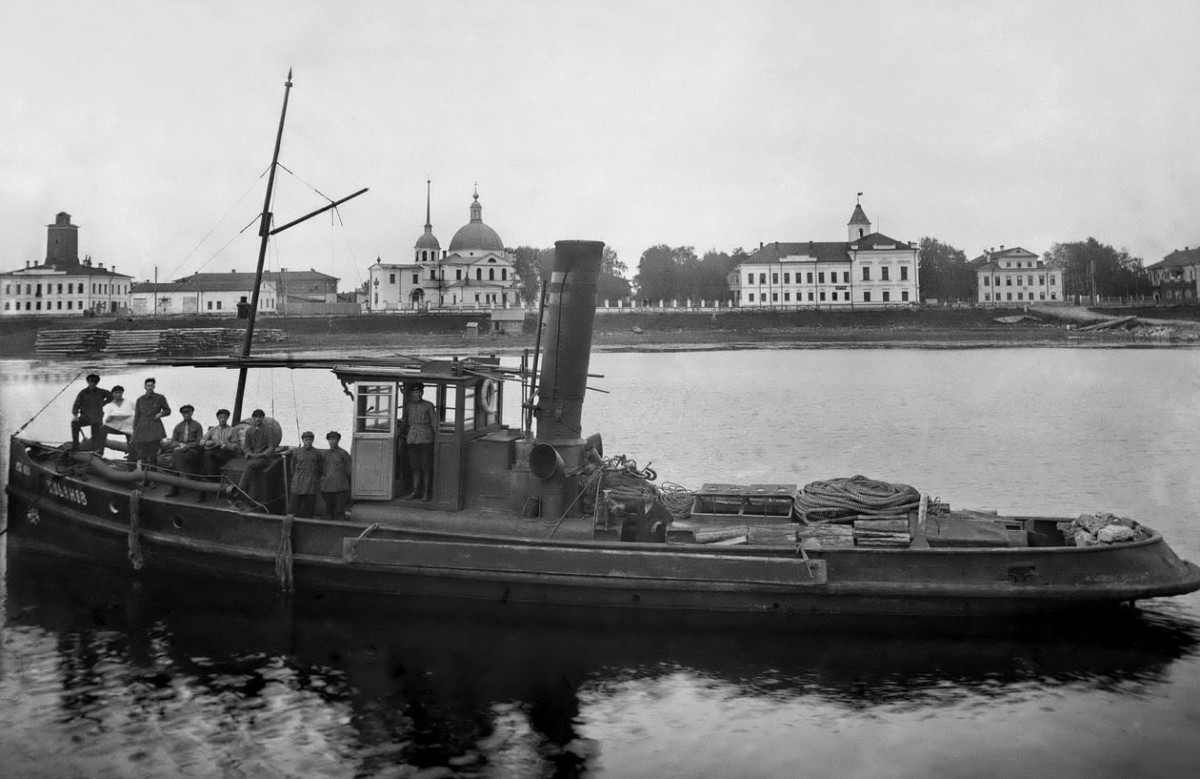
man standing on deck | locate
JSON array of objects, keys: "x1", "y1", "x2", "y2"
[
  {"x1": 289, "y1": 430, "x2": 322, "y2": 518},
  {"x1": 321, "y1": 431, "x2": 352, "y2": 520},
  {"x1": 164, "y1": 405, "x2": 204, "y2": 498},
  {"x1": 130, "y1": 378, "x2": 170, "y2": 466},
  {"x1": 236, "y1": 409, "x2": 275, "y2": 501},
  {"x1": 403, "y1": 383, "x2": 436, "y2": 501},
  {"x1": 99, "y1": 385, "x2": 133, "y2": 459},
  {"x1": 71, "y1": 373, "x2": 112, "y2": 450}
]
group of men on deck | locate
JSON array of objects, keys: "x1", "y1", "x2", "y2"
[{"x1": 70, "y1": 374, "x2": 353, "y2": 520}]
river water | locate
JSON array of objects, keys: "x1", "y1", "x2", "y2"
[{"x1": 2, "y1": 347, "x2": 1199, "y2": 778}]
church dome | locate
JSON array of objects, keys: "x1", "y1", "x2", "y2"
[
  {"x1": 448, "y1": 191, "x2": 504, "y2": 252},
  {"x1": 415, "y1": 230, "x2": 441, "y2": 250}
]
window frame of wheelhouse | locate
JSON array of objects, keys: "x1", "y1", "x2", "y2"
[{"x1": 342, "y1": 362, "x2": 504, "y2": 508}]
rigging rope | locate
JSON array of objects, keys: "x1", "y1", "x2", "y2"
[
  {"x1": 14, "y1": 370, "x2": 83, "y2": 436},
  {"x1": 275, "y1": 514, "x2": 294, "y2": 593},
  {"x1": 128, "y1": 488, "x2": 145, "y2": 570}
]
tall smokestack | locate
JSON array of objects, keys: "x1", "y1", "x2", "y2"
[
  {"x1": 529, "y1": 240, "x2": 603, "y2": 519},
  {"x1": 534, "y1": 240, "x2": 604, "y2": 444}
]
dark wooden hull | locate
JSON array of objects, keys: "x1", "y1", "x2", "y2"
[{"x1": 7, "y1": 437, "x2": 1200, "y2": 618}]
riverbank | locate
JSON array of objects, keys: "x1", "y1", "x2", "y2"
[{"x1": 2, "y1": 305, "x2": 1198, "y2": 358}]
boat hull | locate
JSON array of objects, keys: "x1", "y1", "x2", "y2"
[{"x1": 8, "y1": 439, "x2": 1200, "y2": 618}]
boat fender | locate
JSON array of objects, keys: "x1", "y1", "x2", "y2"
[
  {"x1": 480, "y1": 379, "x2": 498, "y2": 414},
  {"x1": 529, "y1": 443, "x2": 564, "y2": 481}
]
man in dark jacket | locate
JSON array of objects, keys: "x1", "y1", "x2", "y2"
[{"x1": 71, "y1": 373, "x2": 112, "y2": 450}]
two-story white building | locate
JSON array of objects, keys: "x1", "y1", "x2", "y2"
[
  {"x1": 730, "y1": 203, "x2": 919, "y2": 308},
  {"x1": 0, "y1": 213, "x2": 133, "y2": 317},
  {"x1": 971, "y1": 246, "x2": 1062, "y2": 305},
  {"x1": 1145, "y1": 247, "x2": 1199, "y2": 303},
  {"x1": 368, "y1": 184, "x2": 521, "y2": 312},
  {"x1": 130, "y1": 275, "x2": 280, "y2": 316}
]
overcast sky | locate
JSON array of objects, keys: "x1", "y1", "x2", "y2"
[{"x1": 2, "y1": 1, "x2": 1197, "y2": 288}]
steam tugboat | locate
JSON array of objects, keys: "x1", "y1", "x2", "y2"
[{"x1": 6, "y1": 76, "x2": 1200, "y2": 617}]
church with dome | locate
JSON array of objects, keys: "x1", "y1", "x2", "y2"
[{"x1": 367, "y1": 183, "x2": 522, "y2": 312}]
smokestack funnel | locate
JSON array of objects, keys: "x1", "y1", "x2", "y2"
[{"x1": 534, "y1": 240, "x2": 604, "y2": 445}]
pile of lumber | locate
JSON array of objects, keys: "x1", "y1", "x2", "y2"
[
  {"x1": 35, "y1": 329, "x2": 110, "y2": 355},
  {"x1": 851, "y1": 517, "x2": 912, "y2": 547},
  {"x1": 691, "y1": 523, "x2": 799, "y2": 546}
]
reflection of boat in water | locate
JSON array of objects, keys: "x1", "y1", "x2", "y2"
[
  {"x1": 5, "y1": 553, "x2": 1199, "y2": 775},
  {"x1": 4, "y1": 73, "x2": 1200, "y2": 618}
]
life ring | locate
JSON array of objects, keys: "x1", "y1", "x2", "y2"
[{"x1": 480, "y1": 379, "x2": 498, "y2": 414}]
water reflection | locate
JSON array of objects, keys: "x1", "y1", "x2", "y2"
[{"x1": 4, "y1": 551, "x2": 1198, "y2": 777}]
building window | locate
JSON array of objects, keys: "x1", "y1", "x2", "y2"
[
  {"x1": 502, "y1": 269, "x2": 508, "y2": 280},
  {"x1": 881, "y1": 267, "x2": 890, "y2": 281},
  {"x1": 843, "y1": 272, "x2": 850, "y2": 283},
  {"x1": 759, "y1": 273, "x2": 766, "y2": 284},
  {"x1": 207, "y1": 301, "x2": 213, "y2": 310},
  {"x1": 818, "y1": 272, "x2": 825, "y2": 283},
  {"x1": 784, "y1": 292, "x2": 790, "y2": 301},
  {"x1": 389, "y1": 273, "x2": 396, "y2": 284},
  {"x1": 746, "y1": 274, "x2": 753, "y2": 285},
  {"x1": 1039, "y1": 276, "x2": 1045, "y2": 285},
  {"x1": 3, "y1": 284, "x2": 8, "y2": 294},
  {"x1": 476, "y1": 269, "x2": 482, "y2": 280},
  {"x1": 489, "y1": 268, "x2": 495, "y2": 281},
  {"x1": 807, "y1": 272, "x2": 813, "y2": 283},
  {"x1": 984, "y1": 277, "x2": 990, "y2": 286},
  {"x1": 819, "y1": 292, "x2": 826, "y2": 301},
  {"x1": 985, "y1": 293, "x2": 991, "y2": 302},
  {"x1": 1006, "y1": 277, "x2": 1012, "y2": 286},
  {"x1": 901, "y1": 266, "x2": 908, "y2": 281},
  {"x1": 1017, "y1": 277, "x2": 1023, "y2": 286},
  {"x1": 748, "y1": 293, "x2": 755, "y2": 302},
  {"x1": 883, "y1": 291, "x2": 890, "y2": 302},
  {"x1": 901, "y1": 291, "x2": 908, "y2": 301},
  {"x1": 864, "y1": 291, "x2": 871, "y2": 302},
  {"x1": 1028, "y1": 276, "x2": 1034, "y2": 285},
  {"x1": 772, "y1": 292, "x2": 778, "y2": 302},
  {"x1": 1006, "y1": 293, "x2": 1012, "y2": 301},
  {"x1": 217, "y1": 301, "x2": 222, "y2": 310},
  {"x1": 862, "y1": 267, "x2": 871, "y2": 281},
  {"x1": 784, "y1": 273, "x2": 790, "y2": 284},
  {"x1": 1051, "y1": 275, "x2": 1057, "y2": 285},
  {"x1": 412, "y1": 273, "x2": 419, "y2": 284}
]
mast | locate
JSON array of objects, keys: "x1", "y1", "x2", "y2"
[{"x1": 233, "y1": 69, "x2": 293, "y2": 423}]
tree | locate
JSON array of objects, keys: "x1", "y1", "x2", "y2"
[
  {"x1": 1043, "y1": 238, "x2": 1150, "y2": 301},
  {"x1": 917, "y1": 237, "x2": 974, "y2": 302},
  {"x1": 597, "y1": 245, "x2": 631, "y2": 303},
  {"x1": 510, "y1": 246, "x2": 553, "y2": 304},
  {"x1": 698, "y1": 250, "x2": 737, "y2": 303},
  {"x1": 634, "y1": 245, "x2": 677, "y2": 303}
]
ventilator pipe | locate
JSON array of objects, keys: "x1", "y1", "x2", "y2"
[{"x1": 529, "y1": 442, "x2": 566, "y2": 520}]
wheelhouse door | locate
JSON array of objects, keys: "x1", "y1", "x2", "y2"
[{"x1": 351, "y1": 382, "x2": 396, "y2": 499}]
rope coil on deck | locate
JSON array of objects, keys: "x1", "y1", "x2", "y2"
[
  {"x1": 792, "y1": 475, "x2": 922, "y2": 523},
  {"x1": 275, "y1": 514, "x2": 294, "y2": 593}
]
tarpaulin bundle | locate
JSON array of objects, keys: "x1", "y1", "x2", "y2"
[{"x1": 793, "y1": 475, "x2": 921, "y2": 523}]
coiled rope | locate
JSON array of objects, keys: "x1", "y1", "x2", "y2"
[
  {"x1": 578, "y1": 455, "x2": 695, "y2": 522},
  {"x1": 792, "y1": 475, "x2": 921, "y2": 523},
  {"x1": 346, "y1": 522, "x2": 382, "y2": 560},
  {"x1": 275, "y1": 514, "x2": 294, "y2": 593}
]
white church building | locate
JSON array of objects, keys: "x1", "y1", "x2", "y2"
[{"x1": 368, "y1": 184, "x2": 521, "y2": 312}]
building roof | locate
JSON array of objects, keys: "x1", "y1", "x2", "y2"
[
  {"x1": 740, "y1": 233, "x2": 914, "y2": 267},
  {"x1": 1146, "y1": 247, "x2": 1200, "y2": 270},
  {"x1": 1, "y1": 261, "x2": 131, "y2": 279},
  {"x1": 967, "y1": 246, "x2": 1038, "y2": 265},
  {"x1": 848, "y1": 204, "x2": 871, "y2": 225}
]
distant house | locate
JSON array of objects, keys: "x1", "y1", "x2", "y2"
[
  {"x1": 368, "y1": 183, "x2": 522, "y2": 312},
  {"x1": 1145, "y1": 247, "x2": 1199, "y2": 303},
  {"x1": 970, "y1": 246, "x2": 1062, "y2": 306},
  {"x1": 730, "y1": 202, "x2": 919, "y2": 308},
  {"x1": 0, "y1": 212, "x2": 133, "y2": 317},
  {"x1": 130, "y1": 275, "x2": 278, "y2": 316}
]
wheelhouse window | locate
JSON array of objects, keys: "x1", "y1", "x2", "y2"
[{"x1": 356, "y1": 385, "x2": 395, "y2": 433}]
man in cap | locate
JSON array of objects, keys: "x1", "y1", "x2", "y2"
[
  {"x1": 131, "y1": 377, "x2": 171, "y2": 466},
  {"x1": 402, "y1": 382, "x2": 436, "y2": 501},
  {"x1": 289, "y1": 431, "x2": 323, "y2": 518},
  {"x1": 71, "y1": 373, "x2": 112, "y2": 450},
  {"x1": 164, "y1": 404, "x2": 204, "y2": 498},
  {"x1": 320, "y1": 430, "x2": 352, "y2": 520},
  {"x1": 236, "y1": 409, "x2": 276, "y2": 501},
  {"x1": 200, "y1": 409, "x2": 239, "y2": 492}
]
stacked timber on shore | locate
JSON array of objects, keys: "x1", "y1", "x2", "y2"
[{"x1": 36, "y1": 328, "x2": 286, "y2": 356}]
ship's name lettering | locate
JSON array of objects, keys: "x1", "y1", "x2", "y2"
[{"x1": 48, "y1": 482, "x2": 88, "y2": 506}]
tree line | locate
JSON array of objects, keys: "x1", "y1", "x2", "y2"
[{"x1": 508, "y1": 236, "x2": 1153, "y2": 307}]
